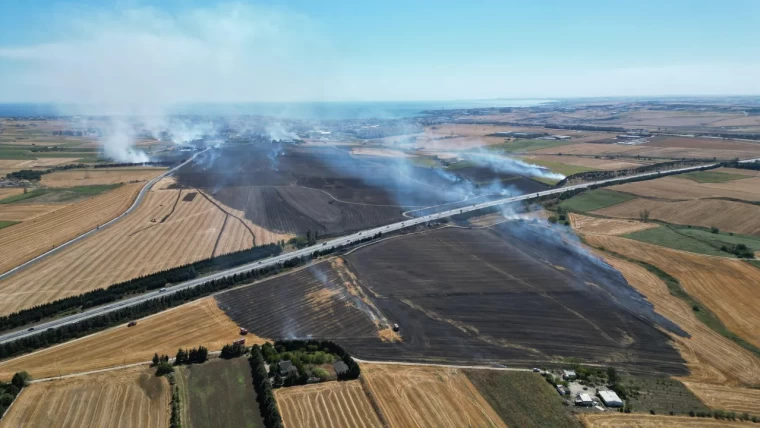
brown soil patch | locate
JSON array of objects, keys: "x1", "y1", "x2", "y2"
[
  {"x1": 580, "y1": 413, "x2": 747, "y2": 427},
  {"x1": 610, "y1": 176, "x2": 760, "y2": 202},
  {"x1": 276, "y1": 380, "x2": 383, "y2": 428},
  {"x1": 0, "y1": 187, "x2": 289, "y2": 315},
  {"x1": 593, "y1": 198, "x2": 760, "y2": 236},
  {"x1": 681, "y1": 382, "x2": 760, "y2": 414},
  {"x1": 570, "y1": 213, "x2": 657, "y2": 236},
  {"x1": 0, "y1": 366, "x2": 170, "y2": 428},
  {"x1": 361, "y1": 363, "x2": 506, "y2": 428},
  {"x1": 0, "y1": 203, "x2": 64, "y2": 222},
  {"x1": 40, "y1": 167, "x2": 166, "y2": 188},
  {"x1": 0, "y1": 297, "x2": 259, "y2": 379},
  {"x1": 584, "y1": 235, "x2": 760, "y2": 350},
  {"x1": 0, "y1": 183, "x2": 141, "y2": 279}
]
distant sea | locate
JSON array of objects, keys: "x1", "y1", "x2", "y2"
[{"x1": 0, "y1": 99, "x2": 551, "y2": 120}]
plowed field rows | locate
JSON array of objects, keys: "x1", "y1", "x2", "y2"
[
  {"x1": 276, "y1": 380, "x2": 382, "y2": 428},
  {"x1": 593, "y1": 198, "x2": 760, "y2": 236},
  {"x1": 585, "y1": 235, "x2": 760, "y2": 350},
  {"x1": 610, "y1": 176, "x2": 760, "y2": 201},
  {"x1": 570, "y1": 213, "x2": 657, "y2": 236},
  {"x1": 342, "y1": 225, "x2": 685, "y2": 372},
  {"x1": 0, "y1": 366, "x2": 170, "y2": 428},
  {"x1": 361, "y1": 364, "x2": 506, "y2": 428},
  {"x1": 216, "y1": 262, "x2": 382, "y2": 340},
  {"x1": 0, "y1": 298, "x2": 254, "y2": 379},
  {"x1": 0, "y1": 182, "x2": 141, "y2": 277},
  {"x1": 0, "y1": 188, "x2": 23, "y2": 200},
  {"x1": 40, "y1": 167, "x2": 166, "y2": 187},
  {"x1": 682, "y1": 382, "x2": 760, "y2": 415},
  {"x1": 580, "y1": 413, "x2": 747, "y2": 427}
]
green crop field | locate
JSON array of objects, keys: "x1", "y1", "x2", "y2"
[
  {"x1": 676, "y1": 170, "x2": 748, "y2": 183},
  {"x1": 0, "y1": 184, "x2": 119, "y2": 204},
  {"x1": 176, "y1": 357, "x2": 264, "y2": 428},
  {"x1": 560, "y1": 189, "x2": 636, "y2": 212},
  {"x1": 0, "y1": 221, "x2": 19, "y2": 230},
  {"x1": 625, "y1": 226, "x2": 758, "y2": 258},
  {"x1": 464, "y1": 370, "x2": 579, "y2": 428},
  {"x1": 621, "y1": 375, "x2": 710, "y2": 416},
  {"x1": 676, "y1": 228, "x2": 760, "y2": 253}
]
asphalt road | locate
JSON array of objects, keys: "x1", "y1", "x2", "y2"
[
  {"x1": 0, "y1": 149, "x2": 209, "y2": 282},
  {"x1": 0, "y1": 160, "x2": 731, "y2": 345}
]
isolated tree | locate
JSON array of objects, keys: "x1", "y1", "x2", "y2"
[
  {"x1": 11, "y1": 371, "x2": 30, "y2": 389},
  {"x1": 639, "y1": 209, "x2": 650, "y2": 223},
  {"x1": 175, "y1": 349, "x2": 187, "y2": 365},
  {"x1": 152, "y1": 353, "x2": 160, "y2": 366},
  {"x1": 306, "y1": 229, "x2": 312, "y2": 245}
]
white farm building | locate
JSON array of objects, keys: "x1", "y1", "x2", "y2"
[{"x1": 598, "y1": 390, "x2": 624, "y2": 407}]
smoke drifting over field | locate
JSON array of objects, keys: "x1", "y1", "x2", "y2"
[{"x1": 466, "y1": 152, "x2": 565, "y2": 181}]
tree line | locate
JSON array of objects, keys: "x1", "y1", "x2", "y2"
[
  {"x1": 273, "y1": 339, "x2": 361, "y2": 381},
  {"x1": 250, "y1": 345, "x2": 284, "y2": 428},
  {"x1": 0, "y1": 371, "x2": 30, "y2": 420},
  {"x1": 0, "y1": 243, "x2": 282, "y2": 332},
  {"x1": 555, "y1": 159, "x2": 713, "y2": 187},
  {"x1": 0, "y1": 233, "x2": 382, "y2": 362}
]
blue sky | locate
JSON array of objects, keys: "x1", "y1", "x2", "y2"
[{"x1": 1, "y1": 0, "x2": 759, "y2": 103}]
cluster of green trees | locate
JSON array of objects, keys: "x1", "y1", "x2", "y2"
[
  {"x1": 167, "y1": 373, "x2": 181, "y2": 428},
  {"x1": 727, "y1": 160, "x2": 760, "y2": 171},
  {"x1": 556, "y1": 160, "x2": 712, "y2": 187},
  {"x1": 0, "y1": 243, "x2": 282, "y2": 332},
  {"x1": 220, "y1": 342, "x2": 247, "y2": 359},
  {"x1": 0, "y1": 372, "x2": 29, "y2": 418},
  {"x1": 175, "y1": 346, "x2": 209, "y2": 365},
  {"x1": 249, "y1": 345, "x2": 283, "y2": 428},
  {"x1": 152, "y1": 354, "x2": 174, "y2": 376},
  {"x1": 722, "y1": 243, "x2": 755, "y2": 258},
  {"x1": 273, "y1": 340, "x2": 360, "y2": 381}
]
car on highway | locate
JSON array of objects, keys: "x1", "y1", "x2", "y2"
[
  {"x1": 27, "y1": 327, "x2": 34, "y2": 332},
  {"x1": 159, "y1": 288, "x2": 167, "y2": 293}
]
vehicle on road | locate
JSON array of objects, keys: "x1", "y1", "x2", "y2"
[
  {"x1": 27, "y1": 327, "x2": 34, "y2": 332},
  {"x1": 127, "y1": 321, "x2": 137, "y2": 327},
  {"x1": 159, "y1": 288, "x2": 167, "y2": 293}
]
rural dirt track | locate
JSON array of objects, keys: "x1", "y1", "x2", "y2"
[
  {"x1": 0, "y1": 186, "x2": 289, "y2": 315},
  {"x1": 569, "y1": 213, "x2": 657, "y2": 236},
  {"x1": 361, "y1": 363, "x2": 506, "y2": 428},
  {"x1": 276, "y1": 380, "x2": 383, "y2": 428},
  {"x1": 594, "y1": 198, "x2": 760, "y2": 236},
  {"x1": 0, "y1": 182, "x2": 142, "y2": 278},
  {"x1": 40, "y1": 167, "x2": 166, "y2": 187},
  {"x1": 0, "y1": 298, "x2": 256, "y2": 379},
  {"x1": 580, "y1": 413, "x2": 748, "y2": 427},
  {"x1": 585, "y1": 234, "x2": 760, "y2": 350},
  {"x1": 0, "y1": 366, "x2": 170, "y2": 428},
  {"x1": 609, "y1": 175, "x2": 760, "y2": 202}
]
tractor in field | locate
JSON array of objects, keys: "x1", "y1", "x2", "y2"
[
  {"x1": 127, "y1": 321, "x2": 137, "y2": 327},
  {"x1": 234, "y1": 338, "x2": 246, "y2": 345},
  {"x1": 239, "y1": 327, "x2": 248, "y2": 335},
  {"x1": 392, "y1": 323, "x2": 400, "y2": 332}
]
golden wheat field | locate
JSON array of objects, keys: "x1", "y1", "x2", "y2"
[
  {"x1": 40, "y1": 167, "x2": 166, "y2": 187},
  {"x1": 0, "y1": 366, "x2": 170, "y2": 428},
  {"x1": 0, "y1": 183, "x2": 142, "y2": 277},
  {"x1": 569, "y1": 213, "x2": 657, "y2": 236},
  {"x1": 580, "y1": 413, "x2": 747, "y2": 427},
  {"x1": 0, "y1": 187, "x2": 290, "y2": 315},
  {"x1": 276, "y1": 380, "x2": 383, "y2": 428},
  {"x1": 361, "y1": 363, "x2": 506, "y2": 428},
  {"x1": 0, "y1": 298, "x2": 258, "y2": 379}
]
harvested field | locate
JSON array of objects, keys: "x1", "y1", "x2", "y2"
[
  {"x1": 609, "y1": 176, "x2": 760, "y2": 202},
  {"x1": 0, "y1": 297, "x2": 255, "y2": 379},
  {"x1": 682, "y1": 382, "x2": 760, "y2": 414},
  {"x1": 341, "y1": 225, "x2": 686, "y2": 372},
  {"x1": 580, "y1": 413, "x2": 748, "y2": 427},
  {"x1": 0, "y1": 203, "x2": 63, "y2": 221},
  {"x1": 676, "y1": 170, "x2": 748, "y2": 183},
  {"x1": 40, "y1": 167, "x2": 166, "y2": 187},
  {"x1": 0, "y1": 187, "x2": 289, "y2": 315},
  {"x1": 465, "y1": 369, "x2": 579, "y2": 428},
  {"x1": 595, "y1": 253, "x2": 760, "y2": 386},
  {"x1": 569, "y1": 213, "x2": 657, "y2": 236},
  {"x1": 522, "y1": 154, "x2": 645, "y2": 170},
  {"x1": 176, "y1": 357, "x2": 263, "y2": 428},
  {"x1": 0, "y1": 366, "x2": 170, "y2": 428},
  {"x1": 276, "y1": 380, "x2": 382, "y2": 428},
  {"x1": 0, "y1": 188, "x2": 23, "y2": 200},
  {"x1": 361, "y1": 363, "x2": 506, "y2": 428},
  {"x1": 351, "y1": 147, "x2": 415, "y2": 158},
  {"x1": 532, "y1": 143, "x2": 641, "y2": 156},
  {"x1": 0, "y1": 182, "x2": 141, "y2": 278},
  {"x1": 648, "y1": 136, "x2": 760, "y2": 152},
  {"x1": 584, "y1": 235, "x2": 760, "y2": 350},
  {"x1": 593, "y1": 198, "x2": 760, "y2": 236},
  {"x1": 216, "y1": 262, "x2": 384, "y2": 341}
]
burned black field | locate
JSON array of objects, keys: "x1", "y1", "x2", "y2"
[
  {"x1": 213, "y1": 220, "x2": 687, "y2": 374},
  {"x1": 175, "y1": 144, "x2": 546, "y2": 236}
]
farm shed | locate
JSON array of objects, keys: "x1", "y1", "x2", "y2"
[
  {"x1": 562, "y1": 370, "x2": 577, "y2": 380},
  {"x1": 279, "y1": 360, "x2": 298, "y2": 377},
  {"x1": 575, "y1": 393, "x2": 593, "y2": 407},
  {"x1": 598, "y1": 390, "x2": 624, "y2": 407}
]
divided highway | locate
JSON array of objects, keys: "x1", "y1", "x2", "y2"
[
  {"x1": 0, "y1": 149, "x2": 209, "y2": 282},
  {"x1": 0, "y1": 159, "x2": 751, "y2": 345}
]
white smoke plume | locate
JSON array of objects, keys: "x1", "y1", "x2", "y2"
[
  {"x1": 0, "y1": 4, "x2": 332, "y2": 162},
  {"x1": 466, "y1": 151, "x2": 566, "y2": 181}
]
